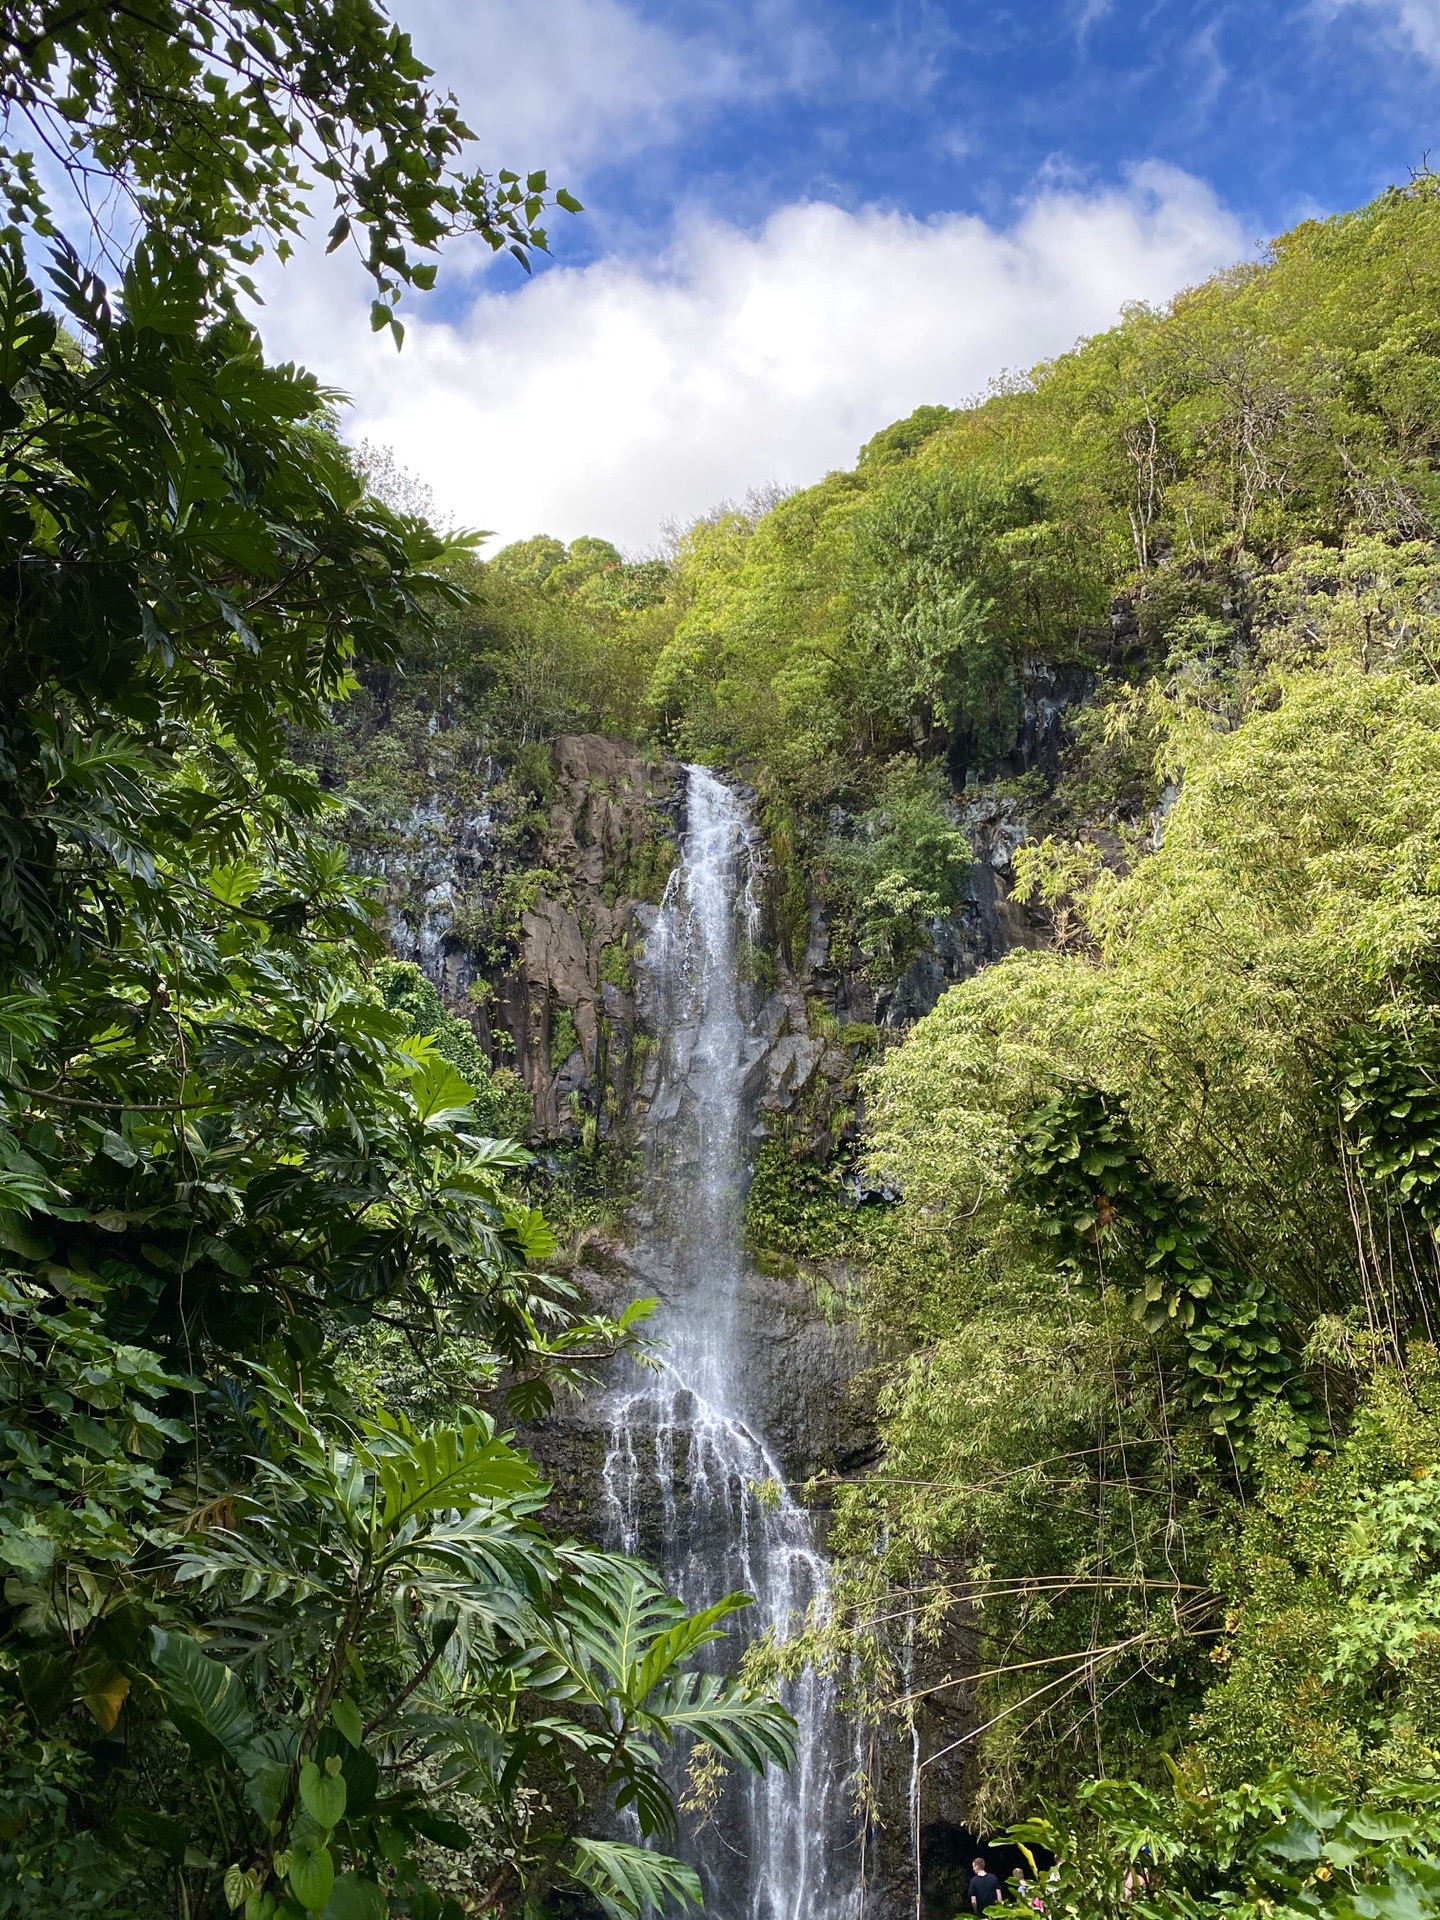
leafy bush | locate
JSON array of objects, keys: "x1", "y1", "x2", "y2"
[
  {"x1": 835, "y1": 663, "x2": 1440, "y2": 1818},
  {"x1": 826, "y1": 763, "x2": 971, "y2": 980},
  {"x1": 1009, "y1": 1766, "x2": 1440, "y2": 1920},
  {"x1": 374, "y1": 959, "x2": 531, "y2": 1138}
]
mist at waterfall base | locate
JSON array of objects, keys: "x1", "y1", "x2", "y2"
[{"x1": 601, "y1": 767, "x2": 862, "y2": 1920}]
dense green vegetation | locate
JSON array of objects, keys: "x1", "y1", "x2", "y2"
[
  {"x1": 405, "y1": 178, "x2": 1440, "y2": 984},
  {"x1": 14, "y1": 3, "x2": 1440, "y2": 1914},
  {"x1": 0, "y1": 9, "x2": 791, "y2": 1920},
  {"x1": 709, "y1": 177, "x2": 1440, "y2": 1920},
  {"x1": 353, "y1": 169, "x2": 1440, "y2": 1915},
  {"x1": 317, "y1": 169, "x2": 1440, "y2": 1915}
]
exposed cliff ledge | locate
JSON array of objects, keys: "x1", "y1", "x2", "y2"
[
  {"x1": 497, "y1": 733, "x2": 682, "y2": 1139},
  {"x1": 357, "y1": 723, "x2": 1058, "y2": 1154}
]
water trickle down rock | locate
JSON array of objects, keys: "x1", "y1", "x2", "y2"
[
  {"x1": 343, "y1": 726, "x2": 1082, "y2": 1919},
  {"x1": 601, "y1": 765, "x2": 865, "y2": 1920}
]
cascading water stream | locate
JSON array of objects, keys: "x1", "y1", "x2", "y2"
[{"x1": 601, "y1": 766, "x2": 859, "y2": 1920}]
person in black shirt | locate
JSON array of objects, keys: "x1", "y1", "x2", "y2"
[{"x1": 969, "y1": 1857, "x2": 1003, "y2": 1913}]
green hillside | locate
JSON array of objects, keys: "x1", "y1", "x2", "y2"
[
  {"x1": 415, "y1": 174, "x2": 1440, "y2": 1900},
  {"x1": 392, "y1": 177, "x2": 1440, "y2": 984},
  {"x1": 9, "y1": 7, "x2": 1440, "y2": 1904}
]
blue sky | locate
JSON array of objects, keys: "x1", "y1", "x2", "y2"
[
  {"x1": 408, "y1": 0, "x2": 1440, "y2": 299},
  {"x1": 260, "y1": 0, "x2": 1440, "y2": 549},
  {"x1": 466, "y1": 0, "x2": 1434, "y2": 280}
]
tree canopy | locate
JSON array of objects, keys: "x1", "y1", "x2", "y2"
[{"x1": 0, "y1": 0, "x2": 580, "y2": 338}]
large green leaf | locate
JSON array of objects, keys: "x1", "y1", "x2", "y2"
[
  {"x1": 611, "y1": 1759, "x2": 679, "y2": 1842},
  {"x1": 397, "y1": 1804, "x2": 472, "y2": 1851},
  {"x1": 569, "y1": 1838, "x2": 702, "y2": 1920},
  {"x1": 557, "y1": 1555, "x2": 688, "y2": 1691},
  {"x1": 299, "y1": 1758, "x2": 347, "y2": 1830},
  {"x1": 629, "y1": 1592, "x2": 752, "y2": 1706},
  {"x1": 642, "y1": 1671, "x2": 797, "y2": 1773},
  {"x1": 372, "y1": 1416, "x2": 540, "y2": 1530},
  {"x1": 323, "y1": 1878, "x2": 387, "y2": 1920},
  {"x1": 404, "y1": 1045, "x2": 479, "y2": 1128},
  {"x1": 287, "y1": 1834, "x2": 335, "y2": 1913},
  {"x1": 120, "y1": 239, "x2": 206, "y2": 337},
  {"x1": 1340, "y1": 1857, "x2": 1440, "y2": 1920},
  {"x1": 0, "y1": 229, "x2": 55, "y2": 425},
  {"x1": 149, "y1": 1628, "x2": 254, "y2": 1762}
]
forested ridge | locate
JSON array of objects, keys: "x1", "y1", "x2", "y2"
[
  {"x1": 332, "y1": 171, "x2": 1440, "y2": 1919},
  {"x1": 8, "y1": 4, "x2": 1440, "y2": 1918}
]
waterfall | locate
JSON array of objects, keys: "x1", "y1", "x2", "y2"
[{"x1": 602, "y1": 765, "x2": 859, "y2": 1920}]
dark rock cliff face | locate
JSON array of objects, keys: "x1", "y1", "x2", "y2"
[
  {"x1": 528, "y1": 1235, "x2": 877, "y2": 1554},
  {"x1": 365, "y1": 724, "x2": 1052, "y2": 1155},
  {"x1": 493, "y1": 733, "x2": 683, "y2": 1141},
  {"x1": 804, "y1": 781, "x2": 1048, "y2": 1036},
  {"x1": 367, "y1": 725, "x2": 1054, "y2": 1497},
  {"x1": 372, "y1": 725, "x2": 1064, "y2": 1920}
]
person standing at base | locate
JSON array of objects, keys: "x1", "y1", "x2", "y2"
[{"x1": 969, "y1": 1856, "x2": 1003, "y2": 1913}]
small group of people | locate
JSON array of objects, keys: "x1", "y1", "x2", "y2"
[{"x1": 966, "y1": 1855, "x2": 1045, "y2": 1916}]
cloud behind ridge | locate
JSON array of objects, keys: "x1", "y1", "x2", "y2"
[{"x1": 261, "y1": 162, "x2": 1246, "y2": 552}]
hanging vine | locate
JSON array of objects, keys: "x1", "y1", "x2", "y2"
[{"x1": 1017, "y1": 1086, "x2": 1315, "y2": 1466}]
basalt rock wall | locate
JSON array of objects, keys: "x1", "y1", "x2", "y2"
[
  {"x1": 495, "y1": 733, "x2": 683, "y2": 1141},
  {"x1": 369, "y1": 727, "x2": 1054, "y2": 1155},
  {"x1": 365, "y1": 722, "x2": 1055, "y2": 1494},
  {"x1": 365, "y1": 723, "x2": 1066, "y2": 1920}
]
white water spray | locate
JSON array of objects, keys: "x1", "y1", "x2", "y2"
[{"x1": 602, "y1": 766, "x2": 860, "y2": 1920}]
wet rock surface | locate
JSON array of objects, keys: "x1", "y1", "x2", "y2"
[
  {"x1": 364, "y1": 724, "x2": 1065, "y2": 1161},
  {"x1": 364, "y1": 715, "x2": 1092, "y2": 1920},
  {"x1": 507, "y1": 735, "x2": 683, "y2": 1140},
  {"x1": 524, "y1": 1239, "x2": 877, "y2": 1550}
]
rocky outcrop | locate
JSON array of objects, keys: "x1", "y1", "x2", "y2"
[
  {"x1": 362, "y1": 722, "x2": 1084, "y2": 1920},
  {"x1": 360, "y1": 792, "x2": 500, "y2": 1009},
  {"x1": 487, "y1": 735, "x2": 682, "y2": 1141},
  {"x1": 523, "y1": 1233, "x2": 876, "y2": 1551},
  {"x1": 365, "y1": 725, "x2": 1058, "y2": 1153},
  {"x1": 793, "y1": 783, "x2": 1047, "y2": 1038}
]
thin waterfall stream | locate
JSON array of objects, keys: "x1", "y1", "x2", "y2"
[{"x1": 601, "y1": 765, "x2": 859, "y2": 1920}]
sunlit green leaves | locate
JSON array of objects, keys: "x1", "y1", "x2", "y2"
[
  {"x1": 371, "y1": 1411, "x2": 540, "y2": 1529},
  {"x1": 570, "y1": 1839, "x2": 701, "y2": 1920},
  {"x1": 640, "y1": 1669, "x2": 797, "y2": 1774},
  {"x1": 0, "y1": 235, "x2": 719, "y2": 1920},
  {"x1": 0, "y1": 2, "x2": 583, "y2": 317},
  {"x1": 1016, "y1": 1083, "x2": 1311, "y2": 1461},
  {"x1": 524, "y1": 1553, "x2": 796, "y2": 1840},
  {"x1": 0, "y1": 226, "x2": 55, "y2": 426},
  {"x1": 1011, "y1": 1766, "x2": 1440, "y2": 1920},
  {"x1": 402, "y1": 1042, "x2": 480, "y2": 1128}
]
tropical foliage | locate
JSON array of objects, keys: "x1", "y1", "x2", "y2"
[
  {"x1": 0, "y1": 8, "x2": 792, "y2": 1918},
  {"x1": 19, "y1": 0, "x2": 1440, "y2": 1907},
  {"x1": 364, "y1": 178, "x2": 1440, "y2": 985},
  {"x1": 579, "y1": 171, "x2": 1440, "y2": 1891},
  {"x1": 311, "y1": 168, "x2": 1440, "y2": 1886}
]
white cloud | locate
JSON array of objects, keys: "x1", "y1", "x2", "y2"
[
  {"x1": 1321, "y1": 0, "x2": 1440, "y2": 59},
  {"x1": 388, "y1": 0, "x2": 819, "y2": 175},
  {"x1": 257, "y1": 163, "x2": 1245, "y2": 553}
]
